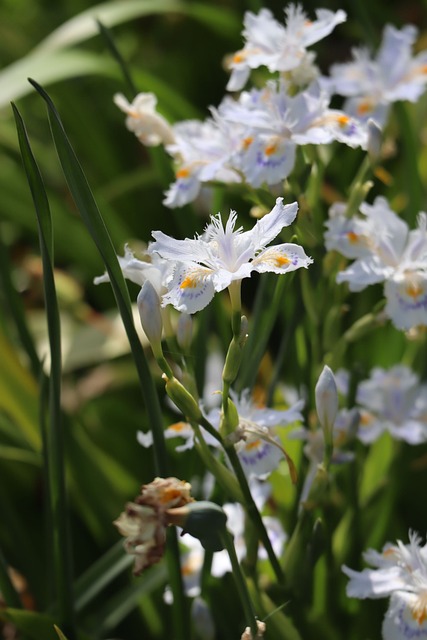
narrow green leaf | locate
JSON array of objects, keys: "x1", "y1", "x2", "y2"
[
  {"x1": 0, "y1": 231, "x2": 40, "y2": 378},
  {"x1": 0, "y1": 51, "x2": 117, "y2": 108},
  {"x1": 12, "y1": 103, "x2": 75, "y2": 639},
  {"x1": 237, "y1": 274, "x2": 292, "y2": 391},
  {"x1": 74, "y1": 541, "x2": 132, "y2": 613},
  {"x1": 30, "y1": 78, "x2": 189, "y2": 640},
  {"x1": 54, "y1": 626, "x2": 70, "y2": 640},
  {"x1": 90, "y1": 564, "x2": 168, "y2": 637},
  {"x1": 0, "y1": 329, "x2": 40, "y2": 449},
  {"x1": 0, "y1": 610, "x2": 90, "y2": 640},
  {"x1": 97, "y1": 19, "x2": 137, "y2": 97},
  {"x1": 0, "y1": 445, "x2": 41, "y2": 465},
  {"x1": 34, "y1": 0, "x2": 186, "y2": 52},
  {"x1": 29, "y1": 78, "x2": 168, "y2": 475},
  {"x1": 33, "y1": 0, "x2": 239, "y2": 53}
]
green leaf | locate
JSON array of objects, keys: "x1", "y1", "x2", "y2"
[
  {"x1": 0, "y1": 329, "x2": 40, "y2": 449},
  {"x1": 91, "y1": 564, "x2": 168, "y2": 637},
  {"x1": 29, "y1": 79, "x2": 169, "y2": 476},
  {"x1": 0, "y1": 51, "x2": 117, "y2": 108},
  {"x1": 74, "y1": 541, "x2": 133, "y2": 613},
  {"x1": 12, "y1": 103, "x2": 75, "y2": 637},
  {"x1": 0, "y1": 610, "x2": 90, "y2": 640},
  {"x1": 33, "y1": 0, "x2": 239, "y2": 53},
  {"x1": 0, "y1": 0, "x2": 239, "y2": 110},
  {"x1": 34, "y1": 0, "x2": 187, "y2": 52},
  {"x1": 54, "y1": 626, "x2": 70, "y2": 640}
]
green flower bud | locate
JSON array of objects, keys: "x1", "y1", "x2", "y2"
[
  {"x1": 219, "y1": 397, "x2": 239, "y2": 437},
  {"x1": 163, "y1": 375, "x2": 202, "y2": 422}
]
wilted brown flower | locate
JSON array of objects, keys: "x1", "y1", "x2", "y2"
[
  {"x1": 114, "y1": 477, "x2": 193, "y2": 575},
  {"x1": 240, "y1": 620, "x2": 266, "y2": 640}
]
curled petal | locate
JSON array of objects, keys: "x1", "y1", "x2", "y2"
[{"x1": 252, "y1": 243, "x2": 313, "y2": 274}]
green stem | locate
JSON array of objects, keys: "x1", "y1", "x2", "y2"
[
  {"x1": 166, "y1": 529, "x2": 188, "y2": 639},
  {"x1": 220, "y1": 529, "x2": 258, "y2": 638},
  {"x1": 224, "y1": 443, "x2": 284, "y2": 583}
]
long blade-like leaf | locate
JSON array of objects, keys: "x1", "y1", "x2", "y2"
[
  {"x1": 29, "y1": 79, "x2": 189, "y2": 640},
  {"x1": 28, "y1": 78, "x2": 168, "y2": 476},
  {"x1": 12, "y1": 103, "x2": 75, "y2": 639}
]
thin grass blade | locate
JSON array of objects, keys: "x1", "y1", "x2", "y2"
[{"x1": 12, "y1": 103, "x2": 75, "y2": 639}]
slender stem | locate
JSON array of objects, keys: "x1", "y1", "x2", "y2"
[
  {"x1": 166, "y1": 529, "x2": 188, "y2": 639},
  {"x1": 224, "y1": 443, "x2": 284, "y2": 583},
  {"x1": 220, "y1": 529, "x2": 258, "y2": 638}
]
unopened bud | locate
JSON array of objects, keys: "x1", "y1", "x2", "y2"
[
  {"x1": 219, "y1": 397, "x2": 239, "y2": 437},
  {"x1": 163, "y1": 375, "x2": 202, "y2": 423},
  {"x1": 137, "y1": 281, "x2": 163, "y2": 354},
  {"x1": 223, "y1": 316, "x2": 248, "y2": 385},
  {"x1": 315, "y1": 365, "x2": 338, "y2": 436}
]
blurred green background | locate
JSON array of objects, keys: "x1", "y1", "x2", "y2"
[{"x1": 1, "y1": 1, "x2": 427, "y2": 639}]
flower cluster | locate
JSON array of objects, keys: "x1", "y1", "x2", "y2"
[
  {"x1": 343, "y1": 531, "x2": 427, "y2": 640},
  {"x1": 226, "y1": 5, "x2": 346, "y2": 91},
  {"x1": 114, "y1": 5, "x2": 373, "y2": 208},
  {"x1": 349, "y1": 365, "x2": 427, "y2": 445},
  {"x1": 326, "y1": 24, "x2": 427, "y2": 126},
  {"x1": 325, "y1": 196, "x2": 427, "y2": 330}
]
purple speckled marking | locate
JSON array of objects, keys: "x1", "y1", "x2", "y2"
[
  {"x1": 396, "y1": 292, "x2": 427, "y2": 312},
  {"x1": 256, "y1": 151, "x2": 287, "y2": 169},
  {"x1": 395, "y1": 603, "x2": 427, "y2": 638}
]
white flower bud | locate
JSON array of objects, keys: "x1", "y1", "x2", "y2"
[
  {"x1": 315, "y1": 365, "x2": 338, "y2": 434},
  {"x1": 137, "y1": 280, "x2": 163, "y2": 350}
]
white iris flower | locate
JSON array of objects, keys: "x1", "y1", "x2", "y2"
[
  {"x1": 343, "y1": 531, "x2": 427, "y2": 640},
  {"x1": 325, "y1": 196, "x2": 427, "y2": 330},
  {"x1": 327, "y1": 24, "x2": 427, "y2": 126},
  {"x1": 149, "y1": 197, "x2": 312, "y2": 314},
  {"x1": 354, "y1": 365, "x2": 427, "y2": 445},
  {"x1": 227, "y1": 4, "x2": 346, "y2": 92}
]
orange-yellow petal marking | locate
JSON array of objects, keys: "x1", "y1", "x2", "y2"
[
  {"x1": 346, "y1": 231, "x2": 360, "y2": 244},
  {"x1": 275, "y1": 255, "x2": 291, "y2": 267},
  {"x1": 336, "y1": 115, "x2": 350, "y2": 128},
  {"x1": 180, "y1": 275, "x2": 199, "y2": 289},
  {"x1": 357, "y1": 100, "x2": 374, "y2": 116},
  {"x1": 176, "y1": 168, "x2": 191, "y2": 179},
  {"x1": 405, "y1": 282, "x2": 424, "y2": 299},
  {"x1": 265, "y1": 142, "x2": 279, "y2": 156},
  {"x1": 169, "y1": 421, "x2": 188, "y2": 432},
  {"x1": 411, "y1": 593, "x2": 427, "y2": 626},
  {"x1": 245, "y1": 439, "x2": 262, "y2": 451},
  {"x1": 233, "y1": 51, "x2": 246, "y2": 64}
]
